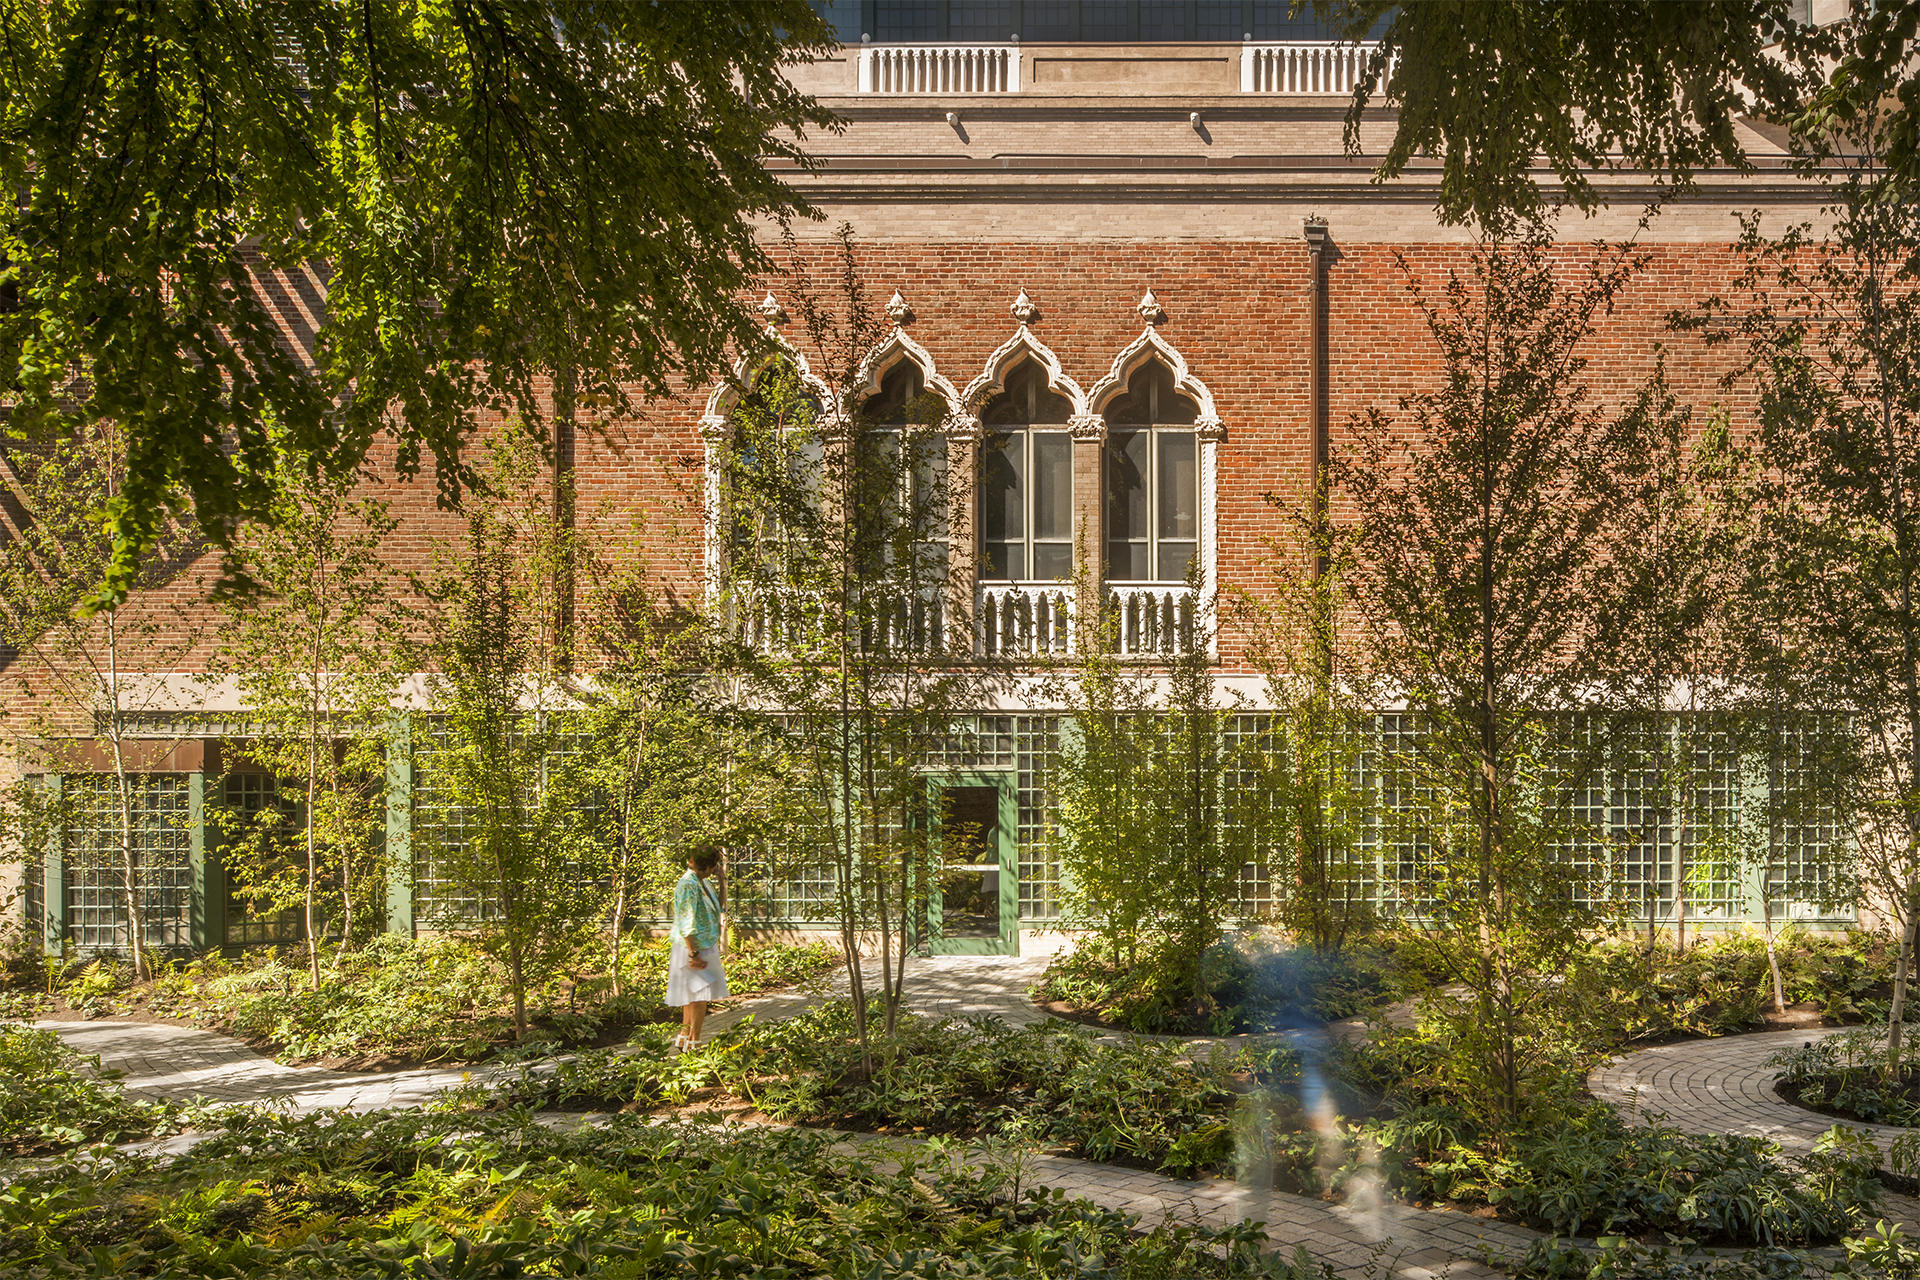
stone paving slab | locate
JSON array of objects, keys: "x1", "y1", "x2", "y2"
[{"x1": 32, "y1": 1020, "x2": 494, "y2": 1112}]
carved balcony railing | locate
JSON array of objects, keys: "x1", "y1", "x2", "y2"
[
  {"x1": 1240, "y1": 41, "x2": 1390, "y2": 95},
  {"x1": 742, "y1": 585, "x2": 946, "y2": 655},
  {"x1": 858, "y1": 43, "x2": 1020, "y2": 94},
  {"x1": 1106, "y1": 582, "x2": 1200, "y2": 657},
  {"x1": 977, "y1": 583, "x2": 1074, "y2": 659}
]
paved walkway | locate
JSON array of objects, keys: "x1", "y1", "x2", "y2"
[
  {"x1": 33, "y1": 1020, "x2": 495, "y2": 1112},
  {"x1": 706, "y1": 953, "x2": 1052, "y2": 1035},
  {"x1": 28, "y1": 971, "x2": 1920, "y2": 1277},
  {"x1": 1588, "y1": 1027, "x2": 1913, "y2": 1161},
  {"x1": 1589, "y1": 1026, "x2": 1920, "y2": 1233}
]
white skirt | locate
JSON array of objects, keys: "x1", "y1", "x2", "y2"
[{"x1": 666, "y1": 939, "x2": 728, "y2": 1006}]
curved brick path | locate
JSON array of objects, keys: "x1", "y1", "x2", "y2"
[
  {"x1": 23, "y1": 957, "x2": 1525, "y2": 1278},
  {"x1": 1588, "y1": 1027, "x2": 1912, "y2": 1160},
  {"x1": 1589, "y1": 1026, "x2": 1920, "y2": 1234}
]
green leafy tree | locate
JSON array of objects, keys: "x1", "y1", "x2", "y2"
[
  {"x1": 208, "y1": 469, "x2": 399, "y2": 988},
  {"x1": 418, "y1": 438, "x2": 598, "y2": 1040},
  {"x1": 1332, "y1": 235, "x2": 1668, "y2": 1120},
  {"x1": 0, "y1": 0, "x2": 836, "y2": 603},
  {"x1": 720, "y1": 228, "x2": 989, "y2": 1062},
  {"x1": 0, "y1": 426, "x2": 197, "y2": 978},
  {"x1": 1053, "y1": 590, "x2": 1280, "y2": 1018},
  {"x1": 1680, "y1": 54, "x2": 1920, "y2": 1071},
  {"x1": 1318, "y1": 0, "x2": 1819, "y2": 230},
  {"x1": 1234, "y1": 496, "x2": 1375, "y2": 953},
  {"x1": 575, "y1": 521, "x2": 807, "y2": 998}
]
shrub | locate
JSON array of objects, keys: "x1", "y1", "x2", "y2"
[
  {"x1": 723, "y1": 938, "x2": 840, "y2": 994},
  {"x1": 492, "y1": 1001, "x2": 1272, "y2": 1179},
  {"x1": 0, "y1": 1106, "x2": 1342, "y2": 1279},
  {"x1": 1768, "y1": 1028, "x2": 1920, "y2": 1126},
  {"x1": 1563, "y1": 932, "x2": 1895, "y2": 1053},
  {"x1": 0, "y1": 1026, "x2": 183, "y2": 1156},
  {"x1": 1036, "y1": 935, "x2": 1426, "y2": 1035},
  {"x1": 1371, "y1": 1101, "x2": 1878, "y2": 1246}
]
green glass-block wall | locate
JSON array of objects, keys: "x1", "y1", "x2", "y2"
[
  {"x1": 61, "y1": 773, "x2": 193, "y2": 952},
  {"x1": 217, "y1": 773, "x2": 307, "y2": 946}
]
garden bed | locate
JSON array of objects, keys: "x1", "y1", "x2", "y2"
[
  {"x1": 1769, "y1": 1028, "x2": 1920, "y2": 1132},
  {"x1": 471, "y1": 1000, "x2": 1886, "y2": 1249},
  {"x1": 2, "y1": 935, "x2": 840, "y2": 1069}
]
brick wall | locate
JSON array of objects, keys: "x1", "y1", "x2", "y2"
[{"x1": 0, "y1": 235, "x2": 1764, "y2": 732}]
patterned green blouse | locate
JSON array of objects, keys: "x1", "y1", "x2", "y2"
[{"x1": 671, "y1": 869, "x2": 721, "y2": 950}]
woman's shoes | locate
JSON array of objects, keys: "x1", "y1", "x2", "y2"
[{"x1": 671, "y1": 1032, "x2": 699, "y2": 1054}]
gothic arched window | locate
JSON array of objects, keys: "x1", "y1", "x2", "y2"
[
  {"x1": 854, "y1": 362, "x2": 949, "y2": 579},
  {"x1": 1103, "y1": 361, "x2": 1197, "y2": 583},
  {"x1": 979, "y1": 360, "x2": 1074, "y2": 582}
]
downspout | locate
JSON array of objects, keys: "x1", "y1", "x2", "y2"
[{"x1": 1304, "y1": 217, "x2": 1331, "y2": 596}]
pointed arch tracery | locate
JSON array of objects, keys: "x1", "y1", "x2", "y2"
[
  {"x1": 699, "y1": 335, "x2": 837, "y2": 439},
  {"x1": 961, "y1": 326, "x2": 1089, "y2": 421},
  {"x1": 849, "y1": 327, "x2": 964, "y2": 425},
  {"x1": 1087, "y1": 325, "x2": 1221, "y2": 434}
]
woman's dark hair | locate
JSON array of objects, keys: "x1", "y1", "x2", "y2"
[{"x1": 688, "y1": 847, "x2": 722, "y2": 876}]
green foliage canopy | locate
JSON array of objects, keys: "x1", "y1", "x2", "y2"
[
  {"x1": 1320, "y1": 0, "x2": 1818, "y2": 229},
  {"x1": 0, "y1": 0, "x2": 836, "y2": 605}
]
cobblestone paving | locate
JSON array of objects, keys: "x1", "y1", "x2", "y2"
[{"x1": 1589, "y1": 1025, "x2": 1920, "y2": 1233}]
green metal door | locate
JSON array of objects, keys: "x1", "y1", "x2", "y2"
[{"x1": 921, "y1": 771, "x2": 1018, "y2": 956}]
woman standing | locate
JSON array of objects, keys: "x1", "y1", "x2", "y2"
[{"x1": 667, "y1": 847, "x2": 728, "y2": 1051}]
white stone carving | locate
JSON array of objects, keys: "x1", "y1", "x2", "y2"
[
  {"x1": 945, "y1": 414, "x2": 984, "y2": 444},
  {"x1": 961, "y1": 326, "x2": 1087, "y2": 416},
  {"x1": 701, "y1": 335, "x2": 835, "y2": 425},
  {"x1": 849, "y1": 324, "x2": 962, "y2": 423},
  {"x1": 1068, "y1": 413, "x2": 1106, "y2": 443},
  {"x1": 1086, "y1": 326, "x2": 1219, "y2": 422},
  {"x1": 758, "y1": 292, "x2": 787, "y2": 326},
  {"x1": 885, "y1": 290, "x2": 913, "y2": 324},
  {"x1": 1008, "y1": 288, "x2": 1039, "y2": 324},
  {"x1": 1136, "y1": 289, "x2": 1165, "y2": 324}
]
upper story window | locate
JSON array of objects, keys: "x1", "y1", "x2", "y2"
[
  {"x1": 854, "y1": 363, "x2": 949, "y2": 581},
  {"x1": 724, "y1": 363, "x2": 825, "y2": 578},
  {"x1": 1104, "y1": 361, "x2": 1197, "y2": 583},
  {"x1": 832, "y1": 0, "x2": 1340, "y2": 43},
  {"x1": 980, "y1": 360, "x2": 1073, "y2": 583}
]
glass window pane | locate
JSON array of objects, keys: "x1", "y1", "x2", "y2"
[
  {"x1": 948, "y1": 0, "x2": 1015, "y2": 40},
  {"x1": 874, "y1": 0, "x2": 941, "y2": 40},
  {"x1": 1032, "y1": 431, "x2": 1072, "y2": 540},
  {"x1": 1107, "y1": 430, "x2": 1148, "y2": 539},
  {"x1": 866, "y1": 363, "x2": 924, "y2": 425},
  {"x1": 1157, "y1": 432, "x2": 1197, "y2": 540},
  {"x1": 983, "y1": 541, "x2": 1022, "y2": 581},
  {"x1": 1033, "y1": 542, "x2": 1073, "y2": 581},
  {"x1": 1195, "y1": 0, "x2": 1241, "y2": 41},
  {"x1": 1107, "y1": 540, "x2": 1148, "y2": 580},
  {"x1": 1157, "y1": 540, "x2": 1196, "y2": 583},
  {"x1": 1139, "y1": 1, "x2": 1188, "y2": 41},
  {"x1": 981, "y1": 434, "x2": 1023, "y2": 540},
  {"x1": 1024, "y1": 0, "x2": 1080, "y2": 40},
  {"x1": 1078, "y1": 0, "x2": 1131, "y2": 40}
]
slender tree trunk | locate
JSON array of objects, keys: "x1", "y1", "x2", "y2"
[
  {"x1": 104, "y1": 610, "x2": 149, "y2": 981},
  {"x1": 1759, "y1": 869, "x2": 1786, "y2": 1015},
  {"x1": 1890, "y1": 874, "x2": 1919, "y2": 1072},
  {"x1": 305, "y1": 733, "x2": 322, "y2": 989}
]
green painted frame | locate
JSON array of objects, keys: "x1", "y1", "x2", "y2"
[{"x1": 919, "y1": 769, "x2": 1019, "y2": 956}]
